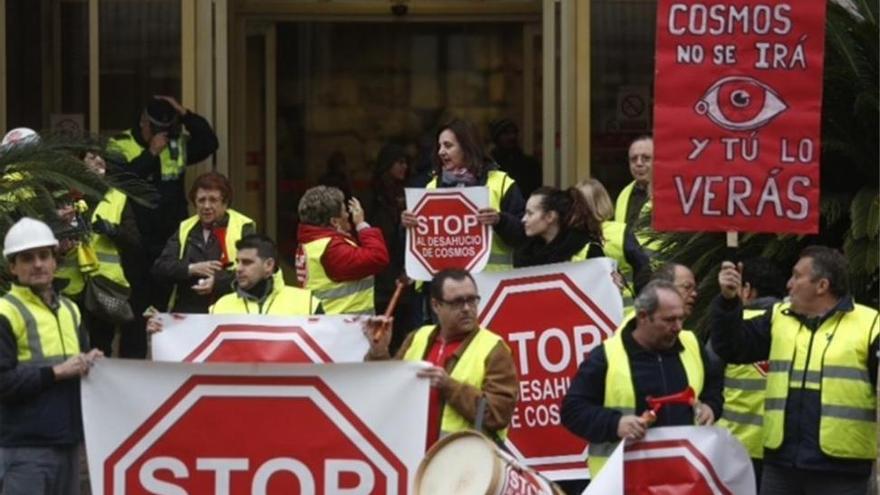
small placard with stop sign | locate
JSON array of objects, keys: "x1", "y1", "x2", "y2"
[
  {"x1": 405, "y1": 187, "x2": 492, "y2": 281},
  {"x1": 83, "y1": 360, "x2": 430, "y2": 495}
]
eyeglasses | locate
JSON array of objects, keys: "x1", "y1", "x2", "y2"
[{"x1": 437, "y1": 295, "x2": 481, "y2": 309}]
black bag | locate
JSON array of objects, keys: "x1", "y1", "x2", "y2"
[{"x1": 84, "y1": 275, "x2": 134, "y2": 324}]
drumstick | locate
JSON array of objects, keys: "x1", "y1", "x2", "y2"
[
  {"x1": 372, "y1": 279, "x2": 405, "y2": 344},
  {"x1": 383, "y1": 279, "x2": 406, "y2": 318}
]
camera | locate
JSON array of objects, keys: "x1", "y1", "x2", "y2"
[{"x1": 391, "y1": 1, "x2": 408, "y2": 16}]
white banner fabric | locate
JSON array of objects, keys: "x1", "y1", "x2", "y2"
[
  {"x1": 150, "y1": 314, "x2": 369, "y2": 364},
  {"x1": 83, "y1": 359, "x2": 430, "y2": 494}
]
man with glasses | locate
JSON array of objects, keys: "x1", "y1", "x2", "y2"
[
  {"x1": 614, "y1": 135, "x2": 653, "y2": 226},
  {"x1": 365, "y1": 268, "x2": 518, "y2": 449}
]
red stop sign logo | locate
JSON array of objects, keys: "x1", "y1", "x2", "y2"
[
  {"x1": 103, "y1": 375, "x2": 407, "y2": 494},
  {"x1": 479, "y1": 274, "x2": 617, "y2": 474},
  {"x1": 409, "y1": 191, "x2": 490, "y2": 274},
  {"x1": 183, "y1": 325, "x2": 333, "y2": 363},
  {"x1": 625, "y1": 439, "x2": 734, "y2": 494}
]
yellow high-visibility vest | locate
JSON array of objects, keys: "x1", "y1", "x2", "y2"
[
  {"x1": 717, "y1": 308, "x2": 769, "y2": 459},
  {"x1": 588, "y1": 329, "x2": 704, "y2": 476},
  {"x1": 211, "y1": 283, "x2": 319, "y2": 315},
  {"x1": 167, "y1": 209, "x2": 254, "y2": 310},
  {"x1": 0, "y1": 284, "x2": 81, "y2": 366},
  {"x1": 763, "y1": 302, "x2": 879, "y2": 459},
  {"x1": 107, "y1": 129, "x2": 188, "y2": 181},
  {"x1": 300, "y1": 237, "x2": 374, "y2": 315},
  {"x1": 404, "y1": 325, "x2": 509, "y2": 439}
]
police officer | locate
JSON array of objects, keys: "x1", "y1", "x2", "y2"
[
  {"x1": 713, "y1": 247, "x2": 879, "y2": 495},
  {"x1": 107, "y1": 96, "x2": 219, "y2": 315},
  {"x1": 0, "y1": 218, "x2": 102, "y2": 494}
]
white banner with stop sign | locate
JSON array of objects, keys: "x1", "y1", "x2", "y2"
[
  {"x1": 584, "y1": 426, "x2": 756, "y2": 495},
  {"x1": 82, "y1": 359, "x2": 430, "y2": 495},
  {"x1": 473, "y1": 258, "x2": 624, "y2": 481},
  {"x1": 150, "y1": 314, "x2": 370, "y2": 364},
  {"x1": 405, "y1": 186, "x2": 492, "y2": 281}
]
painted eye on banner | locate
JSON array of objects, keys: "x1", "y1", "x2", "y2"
[{"x1": 694, "y1": 76, "x2": 788, "y2": 132}]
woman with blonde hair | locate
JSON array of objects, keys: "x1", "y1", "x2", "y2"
[{"x1": 576, "y1": 178, "x2": 649, "y2": 289}]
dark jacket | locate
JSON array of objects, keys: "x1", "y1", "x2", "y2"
[
  {"x1": 151, "y1": 214, "x2": 254, "y2": 313},
  {"x1": 0, "y1": 289, "x2": 88, "y2": 447},
  {"x1": 122, "y1": 112, "x2": 219, "y2": 261},
  {"x1": 492, "y1": 147, "x2": 542, "y2": 199},
  {"x1": 561, "y1": 319, "x2": 724, "y2": 444},
  {"x1": 710, "y1": 295, "x2": 879, "y2": 475},
  {"x1": 434, "y1": 165, "x2": 527, "y2": 250},
  {"x1": 513, "y1": 228, "x2": 604, "y2": 268}
]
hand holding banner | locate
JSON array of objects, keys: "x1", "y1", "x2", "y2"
[{"x1": 405, "y1": 187, "x2": 492, "y2": 280}]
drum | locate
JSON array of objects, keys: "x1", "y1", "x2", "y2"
[{"x1": 414, "y1": 430, "x2": 564, "y2": 495}]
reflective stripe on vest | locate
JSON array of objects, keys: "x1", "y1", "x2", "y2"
[
  {"x1": 404, "y1": 325, "x2": 508, "y2": 440},
  {"x1": 90, "y1": 188, "x2": 129, "y2": 287},
  {"x1": 763, "y1": 302, "x2": 879, "y2": 459},
  {"x1": 427, "y1": 170, "x2": 514, "y2": 272},
  {"x1": 211, "y1": 285, "x2": 317, "y2": 315},
  {"x1": 0, "y1": 286, "x2": 81, "y2": 366},
  {"x1": 601, "y1": 221, "x2": 631, "y2": 278},
  {"x1": 167, "y1": 209, "x2": 254, "y2": 310},
  {"x1": 589, "y1": 329, "x2": 704, "y2": 476},
  {"x1": 717, "y1": 308, "x2": 769, "y2": 458},
  {"x1": 300, "y1": 237, "x2": 374, "y2": 315},
  {"x1": 107, "y1": 129, "x2": 187, "y2": 181}
]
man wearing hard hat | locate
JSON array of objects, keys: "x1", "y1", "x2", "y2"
[{"x1": 0, "y1": 217, "x2": 102, "y2": 494}]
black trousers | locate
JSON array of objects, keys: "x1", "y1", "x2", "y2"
[{"x1": 760, "y1": 463, "x2": 869, "y2": 495}]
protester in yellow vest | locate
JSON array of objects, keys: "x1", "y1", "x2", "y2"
[
  {"x1": 513, "y1": 186, "x2": 604, "y2": 267},
  {"x1": 152, "y1": 172, "x2": 254, "y2": 313},
  {"x1": 710, "y1": 257, "x2": 785, "y2": 490},
  {"x1": 713, "y1": 247, "x2": 879, "y2": 495},
  {"x1": 107, "y1": 96, "x2": 219, "y2": 329},
  {"x1": 211, "y1": 234, "x2": 321, "y2": 315},
  {"x1": 80, "y1": 151, "x2": 141, "y2": 356},
  {"x1": 364, "y1": 269, "x2": 518, "y2": 450},
  {"x1": 614, "y1": 136, "x2": 653, "y2": 225},
  {"x1": 295, "y1": 185, "x2": 388, "y2": 315},
  {"x1": 562, "y1": 280, "x2": 723, "y2": 478},
  {"x1": 577, "y1": 178, "x2": 649, "y2": 290},
  {"x1": 401, "y1": 119, "x2": 526, "y2": 272},
  {"x1": 0, "y1": 217, "x2": 103, "y2": 492}
]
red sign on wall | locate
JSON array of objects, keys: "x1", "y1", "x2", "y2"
[{"x1": 653, "y1": 1, "x2": 827, "y2": 233}]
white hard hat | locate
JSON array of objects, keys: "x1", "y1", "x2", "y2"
[
  {"x1": 3, "y1": 217, "x2": 59, "y2": 258},
  {"x1": 1, "y1": 127, "x2": 39, "y2": 147}
]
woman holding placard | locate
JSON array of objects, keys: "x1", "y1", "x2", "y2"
[{"x1": 401, "y1": 118, "x2": 526, "y2": 272}]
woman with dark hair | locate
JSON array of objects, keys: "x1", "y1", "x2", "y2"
[
  {"x1": 152, "y1": 171, "x2": 255, "y2": 313},
  {"x1": 367, "y1": 143, "x2": 421, "y2": 351},
  {"x1": 402, "y1": 118, "x2": 526, "y2": 271},
  {"x1": 514, "y1": 186, "x2": 604, "y2": 268}
]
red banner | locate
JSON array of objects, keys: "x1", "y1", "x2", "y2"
[{"x1": 653, "y1": 1, "x2": 827, "y2": 233}]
